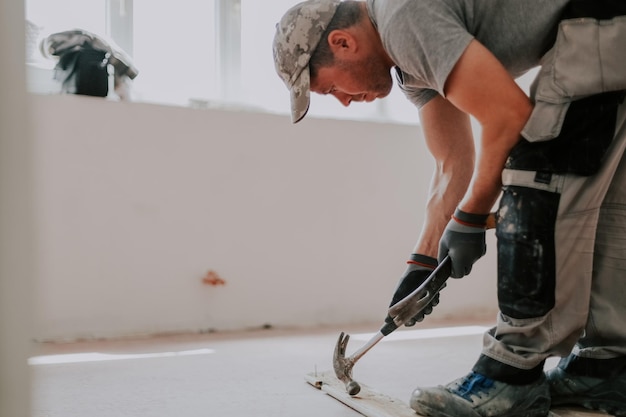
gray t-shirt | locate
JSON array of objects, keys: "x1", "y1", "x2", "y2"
[{"x1": 366, "y1": 0, "x2": 570, "y2": 107}]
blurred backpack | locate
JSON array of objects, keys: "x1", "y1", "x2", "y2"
[
  {"x1": 40, "y1": 29, "x2": 138, "y2": 99},
  {"x1": 55, "y1": 46, "x2": 109, "y2": 97}
]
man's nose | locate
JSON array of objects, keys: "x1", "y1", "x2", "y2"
[{"x1": 332, "y1": 92, "x2": 352, "y2": 107}]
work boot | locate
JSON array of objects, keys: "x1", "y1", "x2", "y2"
[
  {"x1": 410, "y1": 371, "x2": 550, "y2": 417},
  {"x1": 546, "y1": 366, "x2": 626, "y2": 416}
]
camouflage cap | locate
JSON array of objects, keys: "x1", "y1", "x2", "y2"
[{"x1": 273, "y1": 0, "x2": 341, "y2": 123}]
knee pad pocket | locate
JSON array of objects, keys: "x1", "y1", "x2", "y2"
[{"x1": 496, "y1": 186, "x2": 560, "y2": 318}]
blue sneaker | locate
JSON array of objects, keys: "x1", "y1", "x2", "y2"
[
  {"x1": 410, "y1": 371, "x2": 550, "y2": 417},
  {"x1": 546, "y1": 366, "x2": 626, "y2": 416}
]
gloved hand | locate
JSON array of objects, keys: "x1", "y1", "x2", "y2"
[
  {"x1": 385, "y1": 254, "x2": 440, "y2": 327},
  {"x1": 438, "y1": 208, "x2": 488, "y2": 278}
]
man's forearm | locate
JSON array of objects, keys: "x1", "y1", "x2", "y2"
[
  {"x1": 414, "y1": 170, "x2": 470, "y2": 257},
  {"x1": 415, "y1": 96, "x2": 475, "y2": 258},
  {"x1": 458, "y1": 112, "x2": 530, "y2": 215}
]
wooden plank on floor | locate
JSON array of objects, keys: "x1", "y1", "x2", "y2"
[
  {"x1": 305, "y1": 370, "x2": 416, "y2": 417},
  {"x1": 305, "y1": 370, "x2": 612, "y2": 417}
]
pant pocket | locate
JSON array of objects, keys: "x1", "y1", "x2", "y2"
[
  {"x1": 510, "y1": 91, "x2": 623, "y2": 175},
  {"x1": 554, "y1": 16, "x2": 626, "y2": 97}
]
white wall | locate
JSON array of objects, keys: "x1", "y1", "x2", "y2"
[
  {"x1": 1, "y1": 0, "x2": 35, "y2": 415},
  {"x1": 31, "y1": 94, "x2": 498, "y2": 342}
]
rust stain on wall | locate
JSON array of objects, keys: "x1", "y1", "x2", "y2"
[{"x1": 202, "y1": 270, "x2": 226, "y2": 286}]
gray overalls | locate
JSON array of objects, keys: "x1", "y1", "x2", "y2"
[{"x1": 474, "y1": 0, "x2": 626, "y2": 382}]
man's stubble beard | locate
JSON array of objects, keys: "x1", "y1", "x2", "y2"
[{"x1": 338, "y1": 54, "x2": 393, "y2": 98}]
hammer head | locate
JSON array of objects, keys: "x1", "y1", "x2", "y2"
[{"x1": 333, "y1": 332, "x2": 361, "y2": 395}]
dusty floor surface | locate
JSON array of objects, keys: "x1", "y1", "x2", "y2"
[{"x1": 30, "y1": 318, "x2": 569, "y2": 417}]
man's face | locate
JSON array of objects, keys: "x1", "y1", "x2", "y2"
[{"x1": 310, "y1": 54, "x2": 393, "y2": 107}]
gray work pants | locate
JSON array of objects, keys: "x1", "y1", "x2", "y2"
[{"x1": 481, "y1": 101, "x2": 626, "y2": 371}]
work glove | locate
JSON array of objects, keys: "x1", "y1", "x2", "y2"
[
  {"x1": 385, "y1": 254, "x2": 440, "y2": 327},
  {"x1": 438, "y1": 208, "x2": 488, "y2": 278}
]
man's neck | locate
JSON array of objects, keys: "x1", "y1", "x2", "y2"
[{"x1": 359, "y1": 2, "x2": 395, "y2": 69}]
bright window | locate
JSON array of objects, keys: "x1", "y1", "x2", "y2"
[
  {"x1": 25, "y1": 0, "x2": 420, "y2": 124},
  {"x1": 131, "y1": 0, "x2": 217, "y2": 106},
  {"x1": 26, "y1": 0, "x2": 106, "y2": 36}
]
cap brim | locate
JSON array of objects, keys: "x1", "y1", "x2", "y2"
[{"x1": 289, "y1": 65, "x2": 311, "y2": 124}]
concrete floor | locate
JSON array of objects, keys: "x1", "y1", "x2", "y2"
[{"x1": 29, "y1": 318, "x2": 562, "y2": 417}]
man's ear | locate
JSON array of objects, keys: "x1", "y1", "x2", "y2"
[{"x1": 327, "y1": 29, "x2": 357, "y2": 56}]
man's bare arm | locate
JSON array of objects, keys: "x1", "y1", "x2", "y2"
[
  {"x1": 444, "y1": 39, "x2": 533, "y2": 214},
  {"x1": 414, "y1": 95, "x2": 475, "y2": 257}
]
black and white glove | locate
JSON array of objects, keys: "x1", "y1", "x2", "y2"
[
  {"x1": 385, "y1": 254, "x2": 440, "y2": 327},
  {"x1": 438, "y1": 208, "x2": 488, "y2": 278}
]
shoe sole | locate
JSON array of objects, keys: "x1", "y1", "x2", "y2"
[
  {"x1": 414, "y1": 404, "x2": 550, "y2": 417},
  {"x1": 551, "y1": 397, "x2": 626, "y2": 417}
]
